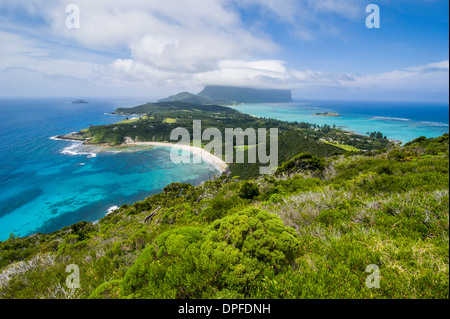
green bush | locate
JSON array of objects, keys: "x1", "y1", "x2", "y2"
[
  {"x1": 119, "y1": 208, "x2": 300, "y2": 298},
  {"x1": 238, "y1": 181, "x2": 260, "y2": 200},
  {"x1": 276, "y1": 153, "x2": 325, "y2": 175},
  {"x1": 89, "y1": 280, "x2": 121, "y2": 299}
]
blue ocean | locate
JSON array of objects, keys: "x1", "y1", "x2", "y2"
[
  {"x1": 0, "y1": 98, "x2": 221, "y2": 241},
  {"x1": 0, "y1": 98, "x2": 448, "y2": 241}
]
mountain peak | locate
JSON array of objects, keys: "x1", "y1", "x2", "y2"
[{"x1": 160, "y1": 86, "x2": 292, "y2": 105}]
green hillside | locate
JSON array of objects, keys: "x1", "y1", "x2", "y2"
[
  {"x1": 113, "y1": 101, "x2": 236, "y2": 115},
  {"x1": 158, "y1": 92, "x2": 217, "y2": 105}
]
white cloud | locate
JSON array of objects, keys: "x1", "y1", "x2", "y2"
[
  {"x1": 349, "y1": 61, "x2": 449, "y2": 92},
  {"x1": 46, "y1": 0, "x2": 278, "y2": 72},
  {"x1": 0, "y1": 0, "x2": 278, "y2": 82},
  {"x1": 107, "y1": 53, "x2": 448, "y2": 101},
  {"x1": 406, "y1": 60, "x2": 449, "y2": 73}
]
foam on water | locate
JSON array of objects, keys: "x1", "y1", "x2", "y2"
[
  {"x1": 107, "y1": 206, "x2": 120, "y2": 215},
  {"x1": 60, "y1": 141, "x2": 98, "y2": 158},
  {"x1": 370, "y1": 116, "x2": 411, "y2": 122}
]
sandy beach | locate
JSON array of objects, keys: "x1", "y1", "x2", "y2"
[
  {"x1": 53, "y1": 134, "x2": 229, "y2": 174},
  {"x1": 132, "y1": 141, "x2": 229, "y2": 174}
]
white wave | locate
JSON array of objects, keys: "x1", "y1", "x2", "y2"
[
  {"x1": 370, "y1": 116, "x2": 411, "y2": 121},
  {"x1": 369, "y1": 116, "x2": 449, "y2": 128},
  {"x1": 412, "y1": 121, "x2": 449, "y2": 127},
  {"x1": 60, "y1": 142, "x2": 82, "y2": 156},
  {"x1": 107, "y1": 206, "x2": 120, "y2": 215},
  {"x1": 93, "y1": 206, "x2": 120, "y2": 225},
  {"x1": 60, "y1": 142, "x2": 97, "y2": 158}
]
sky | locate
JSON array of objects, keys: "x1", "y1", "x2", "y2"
[{"x1": 0, "y1": 0, "x2": 448, "y2": 102}]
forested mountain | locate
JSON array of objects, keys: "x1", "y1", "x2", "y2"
[
  {"x1": 197, "y1": 86, "x2": 293, "y2": 104},
  {"x1": 158, "y1": 86, "x2": 293, "y2": 105}
]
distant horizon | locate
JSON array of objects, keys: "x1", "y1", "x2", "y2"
[{"x1": 0, "y1": 95, "x2": 448, "y2": 105}]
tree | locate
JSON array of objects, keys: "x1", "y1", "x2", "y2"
[
  {"x1": 8, "y1": 232, "x2": 18, "y2": 244},
  {"x1": 238, "y1": 181, "x2": 260, "y2": 200}
]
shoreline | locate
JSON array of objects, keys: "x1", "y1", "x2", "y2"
[
  {"x1": 130, "y1": 141, "x2": 229, "y2": 174},
  {"x1": 52, "y1": 136, "x2": 229, "y2": 174}
]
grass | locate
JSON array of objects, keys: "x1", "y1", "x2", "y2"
[
  {"x1": 118, "y1": 117, "x2": 140, "y2": 124},
  {"x1": 117, "y1": 116, "x2": 152, "y2": 125},
  {"x1": 234, "y1": 144, "x2": 259, "y2": 151},
  {"x1": 323, "y1": 141, "x2": 360, "y2": 152},
  {"x1": 163, "y1": 118, "x2": 177, "y2": 124}
]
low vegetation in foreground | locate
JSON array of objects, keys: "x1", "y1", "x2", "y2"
[{"x1": 0, "y1": 134, "x2": 448, "y2": 299}]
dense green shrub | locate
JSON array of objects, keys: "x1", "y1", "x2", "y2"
[
  {"x1": 276, "y1": 153, "x2": 325, "y2": 176},
  {"x1": 238, "y1": 181, "x2": 261, "y2": 200},
  {"x1": 119, "y1": 208, "x2": 299, "y2": 298},
  {"x1": 89, "y1": 280, "x2": 121, "y2": 299}
]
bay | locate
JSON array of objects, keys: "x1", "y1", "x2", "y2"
[{"x1": 0, "y1": 98, "x2": 220, "y2": 240}]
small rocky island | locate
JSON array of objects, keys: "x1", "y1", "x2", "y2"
[
  {"x1": 72, "y1": 99, "x2": 89, "y2": 104},
  {"x1": 313, "y1": 112, "x2": 340, "y2": 117}
]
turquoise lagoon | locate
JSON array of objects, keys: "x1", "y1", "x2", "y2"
[{"x1": 231, "y1": 100, "x2": 449, "y2": 143}]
